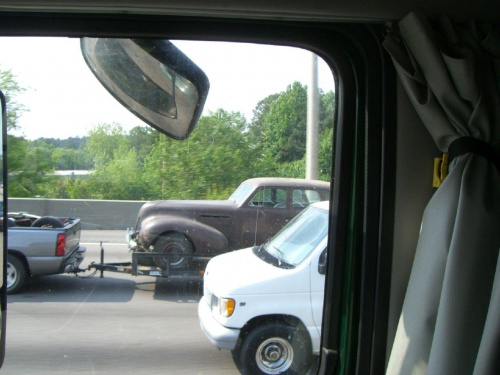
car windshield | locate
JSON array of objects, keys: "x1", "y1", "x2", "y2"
[
  {"x1": 228, "y1": 182, "x2": 254, "y2": 204},
  {"x1": 264, "y1": 205, "x2": 329, "y2": 266}
]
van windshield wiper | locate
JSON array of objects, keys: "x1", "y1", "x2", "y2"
[
  {"x1": 258, "y1": 238, "x2": 270, "y2": 253},
  {"x1": 253, "y1": 241, "x2": 294, "y2": 269},
  {"x1": 272, "y1": 245, "x2": 285, "y2": 266}
]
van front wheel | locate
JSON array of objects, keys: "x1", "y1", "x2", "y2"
[{"x1": 238, "y1": 322, "x2": 311, "y2": 375}]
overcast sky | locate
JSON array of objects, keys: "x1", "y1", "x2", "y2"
[{"x1": 0, "y1": 37, "x2": 335, "y2": 140}]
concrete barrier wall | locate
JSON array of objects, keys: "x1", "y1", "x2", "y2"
[{"x1": 8, "y1": 198, "x2": 147, "y2": 230}]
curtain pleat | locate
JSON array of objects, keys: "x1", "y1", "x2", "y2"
[{"x1": 383, "y1": 11, "x2": 500, "y2": 375}]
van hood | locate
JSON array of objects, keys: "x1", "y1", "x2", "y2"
[{"x1": 204, "y1": 247, "x2": 310, "y2": 296}]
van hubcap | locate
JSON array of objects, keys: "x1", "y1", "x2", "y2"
[{"x1": 256, "y1": 337, "x2": 293, "y2": 374}]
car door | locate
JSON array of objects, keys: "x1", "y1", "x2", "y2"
[{"x1": 236, "y1": 186, "x2": 288, "y2": 248}]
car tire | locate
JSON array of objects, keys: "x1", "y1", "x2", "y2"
[
  {"x1": 238, "y1": 322, "x2": 311, "y2": 375},
  {"x1": 153, "y1": 233, "x2": 193, "y2": 270},
  {"x1": 7, "y1": 254, "x2": 27, "y2": 294},
  {"x1": 31, "y1": 216, "x2": 64, "y2": 228}
]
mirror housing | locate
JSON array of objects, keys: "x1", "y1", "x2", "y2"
[
  {"x1": 318, "y1": 249, "x2": 327, "y2": 275},
  {"x1": 81, "y1": 38, "x2": 209, "y2": 140}
]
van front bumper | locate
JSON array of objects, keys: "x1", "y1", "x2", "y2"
[{"x1": 198, "y1": 299, "x2": 239, "y2": 350}]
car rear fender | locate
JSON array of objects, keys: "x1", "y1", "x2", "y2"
[{"x1": 139, "y1": 216, "x2": 229, "y2": 255}]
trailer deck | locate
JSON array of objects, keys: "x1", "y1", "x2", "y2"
[{"x1": 84, "y1": 243, "x2": 213, "y2": 278}]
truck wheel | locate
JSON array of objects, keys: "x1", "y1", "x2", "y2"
[
  {"x1": 153, "y1": 233, "x2": 193, "y2": 269},
  {"x1": 238, "y1": 322, "x2": 311, "y2": 375},
  {"x1": 7, "y1": 255, "x2": 27, "y2": 294},
  {"x1": 31, "y1": 216, "x2": 64, "y2": 228}
]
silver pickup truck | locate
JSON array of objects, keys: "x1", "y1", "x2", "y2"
[{"x1": 3, "y1": 213, "x2": 86, "y2": 294}]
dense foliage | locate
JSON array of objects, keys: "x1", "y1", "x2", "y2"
[{"x1": 2, "y1": 71, "x2": 334, "y2": 200}]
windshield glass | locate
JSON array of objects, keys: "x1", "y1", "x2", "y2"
[
  {"x1": 264, "y1": 205, "x2": 329, "y2": 266},
  {"x1": 228, "y1": 182, "x2": 253, "y2": 204}
]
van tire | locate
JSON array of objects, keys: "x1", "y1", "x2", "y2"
[
  {"x1": 7, "y1": 254, "x2": 27, "y2": 294},
  {"x1": 238, "y1": 322, "x2": 311, "y2": 375}
]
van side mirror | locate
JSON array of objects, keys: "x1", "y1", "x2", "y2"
[
  {"x1": 81, "y1": 38, "x2": 209, "y2": 140},
  {"x1": 318, "y1": 249, "x2": 327, "y2": 275}
]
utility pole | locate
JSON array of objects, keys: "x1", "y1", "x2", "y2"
[{"x1": 306, "y1": 52, "x2": 319, "y2": 180}]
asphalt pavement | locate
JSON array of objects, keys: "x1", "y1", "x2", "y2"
[{"x1": 2, "y1": 231, "x2": 238, "y2": 375}]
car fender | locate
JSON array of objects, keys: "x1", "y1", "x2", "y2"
[{"x1": 139, "y1": 216, "x2": 229, "y2": 255}]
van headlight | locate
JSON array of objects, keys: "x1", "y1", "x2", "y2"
[{"x1": 219, "y1": 297, "x2": 235, "y2": 317}]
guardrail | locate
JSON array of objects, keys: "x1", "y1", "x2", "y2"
[{"x1": 8, "y1": 198, "x2": 147, "y2": 230}]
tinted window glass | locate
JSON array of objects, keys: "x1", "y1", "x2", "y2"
[
  {"x1": 249, "y1": 188, "x2": 286, "y2": 208},
  {"x1": 292, "y1": 189, "x2": 322, "y2": 207}
]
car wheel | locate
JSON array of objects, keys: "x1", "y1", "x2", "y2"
[
  {"x1": 153, "y1": 233, "x2": 193, "y2": 270},
  {"x1": 238, "y1": 322, "x2": 311, "y2": 375},
  {"x1": 7, "y1": 255, "x2": 27, "y2": 294},
  {"x1": 31, "y1": 216, "x2": 64, "y2": 228}
]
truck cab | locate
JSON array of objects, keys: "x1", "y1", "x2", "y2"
[{"x1": 199, "y1": 201, "x2": 330, "y2": 374}]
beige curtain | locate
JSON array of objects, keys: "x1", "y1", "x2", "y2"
[{"x1": 383, "y1": 11, "x2": 500, "y2": 375}]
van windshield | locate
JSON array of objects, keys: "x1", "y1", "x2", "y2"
[{"x1": 264, "y1": 205, "x2": 329, "y2": 266}]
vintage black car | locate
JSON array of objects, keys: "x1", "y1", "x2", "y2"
[{"x1": 126, "y1": 178, "x2": 330, "y2": 268}]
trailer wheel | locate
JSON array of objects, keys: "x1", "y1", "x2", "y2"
[
  {"x1": 238, "y1": 322, "x2": 311, "y2": 375},
  {"x1": 153, "y1": 233, "x2": 193, "y2": 269},
  {"x1": 31, "y1": 216, "x2": 64, "y2": 228},
  {"x1": 7, "y1": 254, "x2": 27, "y2": 294}
]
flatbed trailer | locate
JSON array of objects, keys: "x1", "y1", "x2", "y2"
[{"x1": 84, "y1": 243, "x2": 213, "y2": 278}]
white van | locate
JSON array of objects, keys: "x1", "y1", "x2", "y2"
[{"x1": 198, "y1": 201, "x2": 329, "y2": 374}]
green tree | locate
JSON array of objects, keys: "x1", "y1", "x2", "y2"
[
  {"x1": 2, "y1": 68, "x2": 56, "y2": 197},
  {"x1": 0, "y1": 68, "x2": 27, "y2": 131},
  {"x1": 34, "y1": 136, "x2": 89, "y2": 151},
  {"x1": 247, "y1": 93, "x2": 280, "y2": 160},
  {"x1": 87, "y1": 123, "x2": 128, "y2": 167},
  {"x1": 249, "y1": 82, "x2": 335, "y2": 180},
  {"x1": 320, "y1": 90, "x2": 335, "y2": 131},
  {"x1": 128, "y1": 126, "x2": 160, "y2": 165},
  {"x1": 144, "y1": 109, "x2": 260, "y2": 200},
  {"x1": 318, "y1": 91, "x2": 335, "y2": 180},
  {"x1": 75, "y1": 146, "x2": 146, "y2": 200},
  {"x1": 258, "y1": 82, "x2": 308, "y2": 163},
  {"x1": 8, "y1": 140, "x2": 57, "y2": 197},
  {"x1": 66, "y1": 124, "x2": 148, "y2": 200},
  {"x1": 51, "y1": 148, "x2": 93, "y2": 170}
]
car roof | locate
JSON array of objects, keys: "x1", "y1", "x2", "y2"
[{"x1": 242, "y1": 177, "x2": 330, "y2": 190}]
